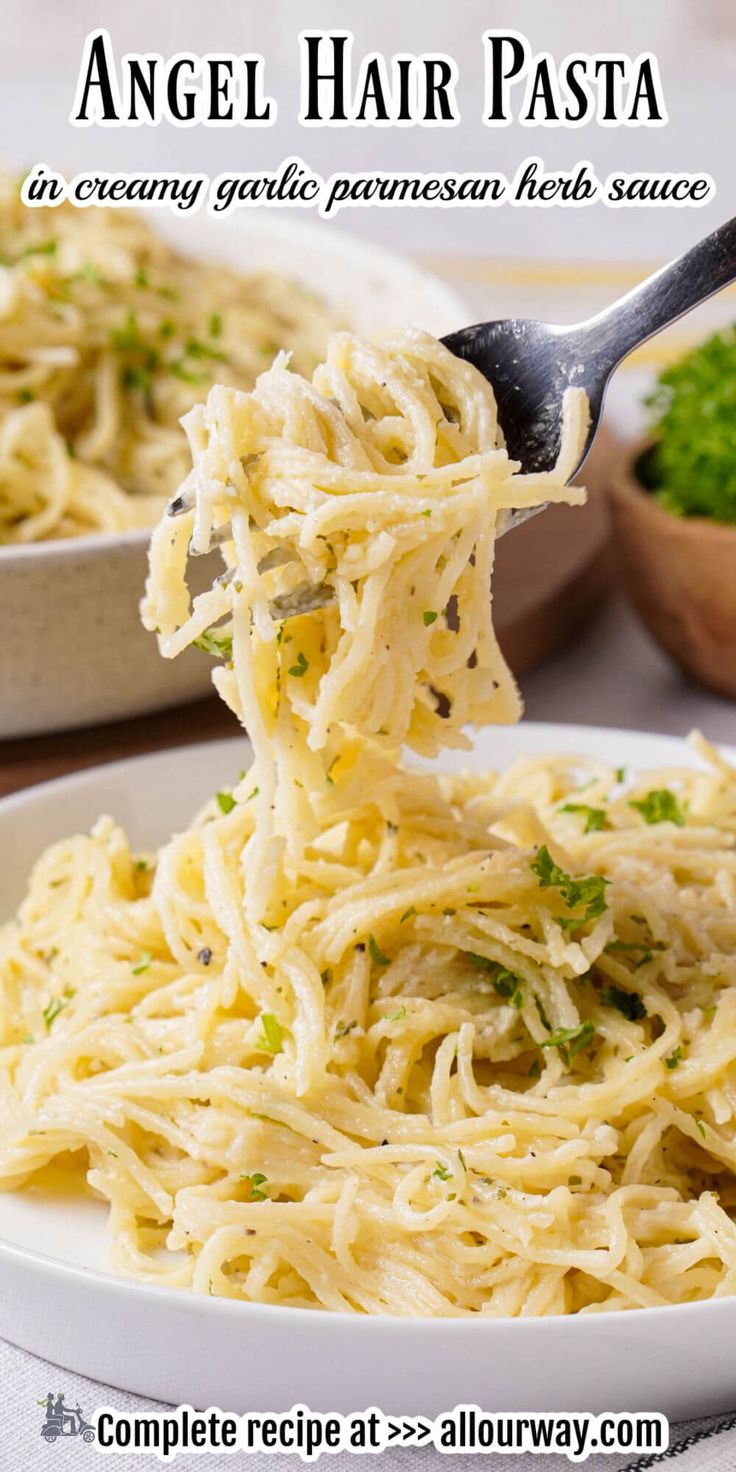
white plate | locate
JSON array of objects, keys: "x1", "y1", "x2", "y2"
[
  {"x1": 1, "y1": 721, "x2": 734, "y2": 1419},
  {"x1": 0, "y1": 215, "x2": 465, "y2": 739}
]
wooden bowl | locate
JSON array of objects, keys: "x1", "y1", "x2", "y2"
[{"x1": 608, "y1": 445, "x2": 736, "y2": 698}]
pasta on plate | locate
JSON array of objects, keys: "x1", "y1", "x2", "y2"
[
  {"x1": 0, "y1": 181, "x2": 333, "y2": 544},
  {"x1": 3, "y1": 330, "x2": 736, "y2": 1318}
]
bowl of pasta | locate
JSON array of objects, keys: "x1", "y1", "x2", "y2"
[{"x1": 0, "y1": 185, "x2": 463, "y2": 737}]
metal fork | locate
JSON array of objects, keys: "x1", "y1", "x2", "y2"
[{"x1": 168, "y1": 216, "x2": 736, "y2": 621}]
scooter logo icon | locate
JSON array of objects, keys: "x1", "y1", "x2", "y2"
[{"x1": 38, "y1": 1392, "x2": 96, "y2": 1446}]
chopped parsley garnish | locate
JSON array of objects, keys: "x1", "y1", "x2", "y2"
[
  {"x1": 288, "y1": 652, "x2": 308, "y2": 678},
  {"x1": 335, "y1": 1019, "x2": 357, "y2": 1039},
  {"x1": 432, "y1": 1160, "x2": 452, "y2": 1182},
  {"x1": 531, "y1": 846, "x2": 608, "y2": 924},
  {"x1": 368, "y1": 934, "x2": 390, "y2": 967},
  {"x1": 216, "y1": 791, "x2": 236, "y2": 815},
  {"x1": 42, "y1": 996, "x2": 67, "y2": 1030},
  {"x1": 132, "y1": 951, "x2": 152, "y2": 975},
  {"x1": 695, "y1": 1118, "x2": 706, "y2": 1140},
  {"x1": 492, "y1": 969, "x2": 524, "y2": 1010},
  {"x1": 466, "y1": 951, "x2": 493, "y2": 971},
  {"x1": 600, "y1": 985, "x2": 647, "y2": 1022},
  {"x1": 241, "y1": 1171, "x2": 268, "y2": 1201},
  {"x1": 400, "y1": 907, "x2": 416, "y2": 924},
  {"x1": 539, "y1": 1020, "x2": 596, "y2": 1062},
  {"x1": 467, "y1": 955, "x2": 524, "y2": 1006},
  {"x1": 21, "y1": 237, "x2": 58, "y2": 259},
  {"x1": 209, "y1": 312, "x2": 223, "y2": 338},
  {"x1": 257, "y1": 1013, "x2": 284, "y2": 1055},
  {"x1": 605, "y1": 938, "x2": 663, "y2": 969},
  {"x1": 665, "y1": 1047, "x2": 682, "y2": 1070},
  {"x1": 422, "y1": 610, "x2": 438, "y2": 627},
  {"x1": 384, "y1": 1006, "x2": 407, "y2": 1022},
  {"x1": 110, "y1": 312, "x2": 160, "y2": 395},
  {"x1": 192, "y1": 626, "x2": 233, "y2": 660},
  {"x1": 629, "y1": 789, "x2": 687, "y2": 826},
  {"x1": 560, "y1": 803, "x2": 606, "y2": 833}
]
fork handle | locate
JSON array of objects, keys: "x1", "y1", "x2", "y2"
[{"x1": 578, "y1": 215, "x2": 736, "y2": 372}]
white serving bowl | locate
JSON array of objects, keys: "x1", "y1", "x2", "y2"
[
  {"x1": 1, "y1": 722, "x2": 735, "y2": 1420},
  {"x1": 0, "y1": 215, "x2": 465, "y2": 739}
]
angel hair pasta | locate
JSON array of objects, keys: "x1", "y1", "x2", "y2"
[{"x1": 5, "y1": 331, "x2": 736, "y2": 1320}]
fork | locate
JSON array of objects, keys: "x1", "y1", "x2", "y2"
[{"x1": 167, "y1": 215, "x2": 736, "y2": 621}]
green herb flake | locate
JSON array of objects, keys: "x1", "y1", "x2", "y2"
[
  {"x1": 22, "y1": 237, "x2": 58, "y2": 259},
  {"x1": 288, "y1": 651, "x2": 309, "y2": 678},
  {"x1": 192, "y1": 627, "x2": 233, "y2": 660},
  {"x1": 216, "y1": 791, "x2": 236, "y2": 815},
  {"x1": 629, "y1": 789, "x2": 687, "y2": 827},
  {"x1": 466, "y1": 951, "x2": 493, "y2": 972},
  {"x1": 665, "y1": 1047, "x2": 683, "y2": 1070},
  {"x1": 241, "y1": 1171, "x2": 268, "y2": 1201},
  {"x1": 604, "y1": 938, "x2": 660, "y2": 968},
  {"x1": 209, "y1": 312, "x2": 223, "y2": 338},
  {"x1": 368, "y1": 934, "x2": 390, "y2": 967},
  {"x1": 42, "y1": 996, "x2": 67, "y2": 1030},
  {"x1": 600, "y1": 985, "x2": 647, "y2": 1022},
  {"x1": 561, "y1": 803, "x2": 606, "y2": 833},
  {"x1": 422, "y1": 610, "x2": 438, "y2": 627},
  {"x1": 257, "y1": 1013, "x2": 284, "y2": 1055},
  {"x1": 383, "y1": 1006, "x2": 406, "y2": 1022},
  {"x1": 695, "y1": 1118, "x2": 706, "y2": 1140},
  {"x1": 492, "y1": 968, "x2": 524, "y2": 1010},
  {"x1": 432, "y1": 1160, "x2": 452, "y2": 1182},
  {"x1": 531, "y1": 845, "x2": 608, "y2": 924},
  {"x1": 132, "y1": 951, "x2": 152, "y2": 975},
  {"x1": 400, "y1": 907, "x2": 416, "y2": 924},
  {"x1": 539, "y1": 1020, "x2": 596, "y2": 1061}
]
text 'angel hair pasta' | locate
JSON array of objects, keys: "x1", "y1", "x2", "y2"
[
  {"x1": 0, "y1": 180, "x2": 333, "y2": 544},
  {"x1": 8, "y1": 329, "x2": 736, "y2": 1320}
]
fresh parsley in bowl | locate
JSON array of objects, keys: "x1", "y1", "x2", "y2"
[
  {"x1": 639, "y1": 325, "x2": 736, "y2": 523},
  {"x1": 607, "y1": 329, "x2": 736, "y2": 700}
]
